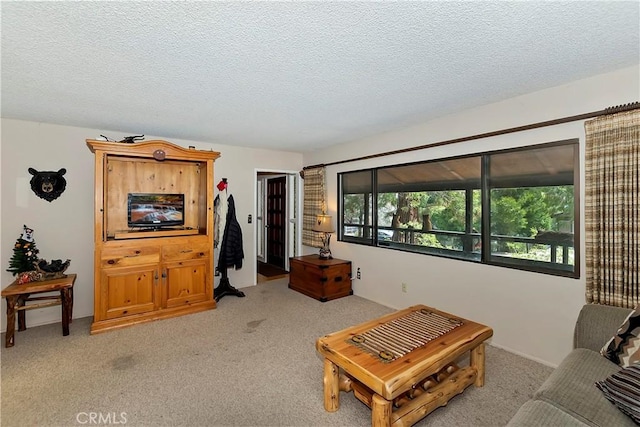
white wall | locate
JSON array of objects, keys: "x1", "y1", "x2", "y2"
[
  {"x1": 303, "y1": 65, "x2": 640, "y2": 367},
  {"x1": 0, "y1": 119, "x2": 303, "y2": 332},
  {"x1": 1, "y1": 66, "x2": 637, "y2": 365}
]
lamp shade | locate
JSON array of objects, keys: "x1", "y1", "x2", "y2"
[{"x1": 312, "y1": 214, "x2": 335, "y2": 233}]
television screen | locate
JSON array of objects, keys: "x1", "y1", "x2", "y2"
[{"x1": 127, "y1": 193, "x2": 185, "y2": 228}]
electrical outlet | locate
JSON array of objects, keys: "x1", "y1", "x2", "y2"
[
  {"x1": 356, "y1": 268, "x2": 361, "y2": 279},
  {"x1": 402, "y1": 283, "x2": 407, "y2": 293}
]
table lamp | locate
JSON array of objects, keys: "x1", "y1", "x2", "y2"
[{"x1": 312, "y1": 214, "x2": 335, "y2": 259}]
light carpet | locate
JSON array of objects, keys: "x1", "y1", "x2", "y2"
[{"x1": 1, "y1": 278, "x2": 552, "y2": 426}]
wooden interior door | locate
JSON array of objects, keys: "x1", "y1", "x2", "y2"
[{"x1": 266, "y1": 176, "x2": 286, "y2": 269}]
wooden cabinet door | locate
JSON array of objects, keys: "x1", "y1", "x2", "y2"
[
  {"x1": 101, "y1": 265, "x2": 158, "y2": 320},
  {"x1": 163, "y1": 258, "x2": 209, "y2": 308}
]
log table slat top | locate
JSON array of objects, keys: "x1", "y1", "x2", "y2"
[
  {"x1": 316, "y1": 304, "x2": 493, "y2": 400},
  {"x1": 348, "y1": 308, "x2": 464, "y2": 362},
  {"x1": 2, "y1": 274, "x2": 76, "y2": 296}
]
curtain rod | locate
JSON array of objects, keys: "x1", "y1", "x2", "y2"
[{"x1": 303, "y1": 101, "x2": 639, "y2": 170}]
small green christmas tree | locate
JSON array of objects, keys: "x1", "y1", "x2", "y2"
[{"x1": 7, "y1": 225, "x2": 40, "y2": 276}]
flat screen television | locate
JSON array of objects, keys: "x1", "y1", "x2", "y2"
[{"x1": 127, "y1": 193, "x2": 185, "y2": 229}]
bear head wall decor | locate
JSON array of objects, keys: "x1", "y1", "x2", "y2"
[{"x1": 28, "y1": 168, "x2": 67, "y2": 202}]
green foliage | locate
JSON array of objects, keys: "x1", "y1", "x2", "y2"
[
  {"x1": 377, "y1": 186, "x2": 571, "y2": 233},
  {"x1": 491, "y1": 194, "x2": 527, "y2": 236},
  {"x1": 416, "y1": 233, "x2": 442, "y2": 248},
  {"x1": 430, "y1": 191, "x2": 467, "y2": 232},
  {"x1": 491, "y1": 186, "x2": 573, "y2": 237},
  {"x1": 357, "y1": 184, "x2": 573, "y2": 256},
  {"x1": 7, "y1": 238, "x2": 40, "y2": 276},
  {"x1": 343, "y1": 194, "x2": 368, "y2": 224}
]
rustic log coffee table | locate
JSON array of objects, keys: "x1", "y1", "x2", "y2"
[{"x1": 316, "y1": 304, "x2": 493, "y2": 427}]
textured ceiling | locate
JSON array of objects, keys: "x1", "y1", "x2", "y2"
[{"x1": 2, "y1": 1, "x2": 639, "y2": 152}]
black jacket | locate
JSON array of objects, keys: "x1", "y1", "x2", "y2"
[{"x1": 217, "y1": 195, "x2": 244, "y2": 270}]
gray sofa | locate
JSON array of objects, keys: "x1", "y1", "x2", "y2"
[{"x1": 508, "y1": 303, "x2": 636, "y2": 426}]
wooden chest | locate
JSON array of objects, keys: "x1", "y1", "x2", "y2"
[{"x1": 288, "y1": 255, "x2": 352, "y2": 302}]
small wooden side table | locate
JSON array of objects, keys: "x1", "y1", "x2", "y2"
[
  {"x1": 289, "y1": 255, "x2": 352, "y2": 302},
  {"x1": 2, "y1": 273, "x2": 76, "y2": 348}
]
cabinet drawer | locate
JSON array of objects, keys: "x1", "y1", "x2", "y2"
[
  {"x1": 101, "y1": 247, "x2": 160, "y2": 268},
  {"x1": 162, "y1": 243, "x2": 210, "y2": 262}
]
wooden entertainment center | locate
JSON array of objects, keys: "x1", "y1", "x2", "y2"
[{"x1": 86, "y1": 139, "x2": 220, "y2": 334}]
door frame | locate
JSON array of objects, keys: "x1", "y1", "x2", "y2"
[{"x1": 253, "y1": 168, "x2": 302, "y2": 285}]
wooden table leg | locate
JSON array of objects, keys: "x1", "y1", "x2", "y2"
[
  {"x1": 17, "y1": 294, "x2": 28, "y2": 331},
  {"x1": 470, "y1": 342, "x2": 486, "y2": 387},
  {"x1": 323, "y1": 358, "x2": 340, "y2": 412},
  {"x1": 5, "y1": 296, "x2": 17, "y2": 348},
  {"x1": 61, "y1": 288, "x2": 71, "y2": 336},
  {"x1": 69, "y1": 287, "x2": 74, "y2": 324},
  {"x1": 371, "y1": 393, "x2": 392, "y2": 427}
]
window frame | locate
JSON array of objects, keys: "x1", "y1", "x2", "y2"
[{"x1": 338, "y1": 139, "x2": 580, "y2": 278}]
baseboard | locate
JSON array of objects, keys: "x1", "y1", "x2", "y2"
[
  {"x1": 1, "y1": 311, "x2": 93, "y2": 334},
  {"x1": 489, "y1": 342, "x2": 559, "y2": 369}
]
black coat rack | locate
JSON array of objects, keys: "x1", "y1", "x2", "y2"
[
  {"x1": 214, "y1": 178, "x2": 246, "y2": 302},
  {"x1": 215, "y1": 268, "x2": 245, "y2": 302}
]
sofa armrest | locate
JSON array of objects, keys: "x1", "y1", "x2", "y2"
[{"x1": 573, "y1": 304, "x2": 632, "y2": 352}]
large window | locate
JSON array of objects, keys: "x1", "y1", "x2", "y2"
[
  {"x1": 338, "y1": 140, "x2": 579, "y2": 277},
  {"x1": 342, "y1": 170, "x2": 373, "y2": 239}
]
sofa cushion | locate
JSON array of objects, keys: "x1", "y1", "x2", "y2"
[
  {"x1": 596, "y1": 363, "x2": 640, "y2": 424},
  {"x1": 507, "y1": 400, "x2": 589, "y2": 426},
  {"x1": 574, "y1": 304, "x2": 633, "y2": 352},
  {"x1": 601, "y1": 305, "x2": 640, "y2": 367},
  {"x1": 534, "y1": 348, "x2": 636, "y2": 427}
]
